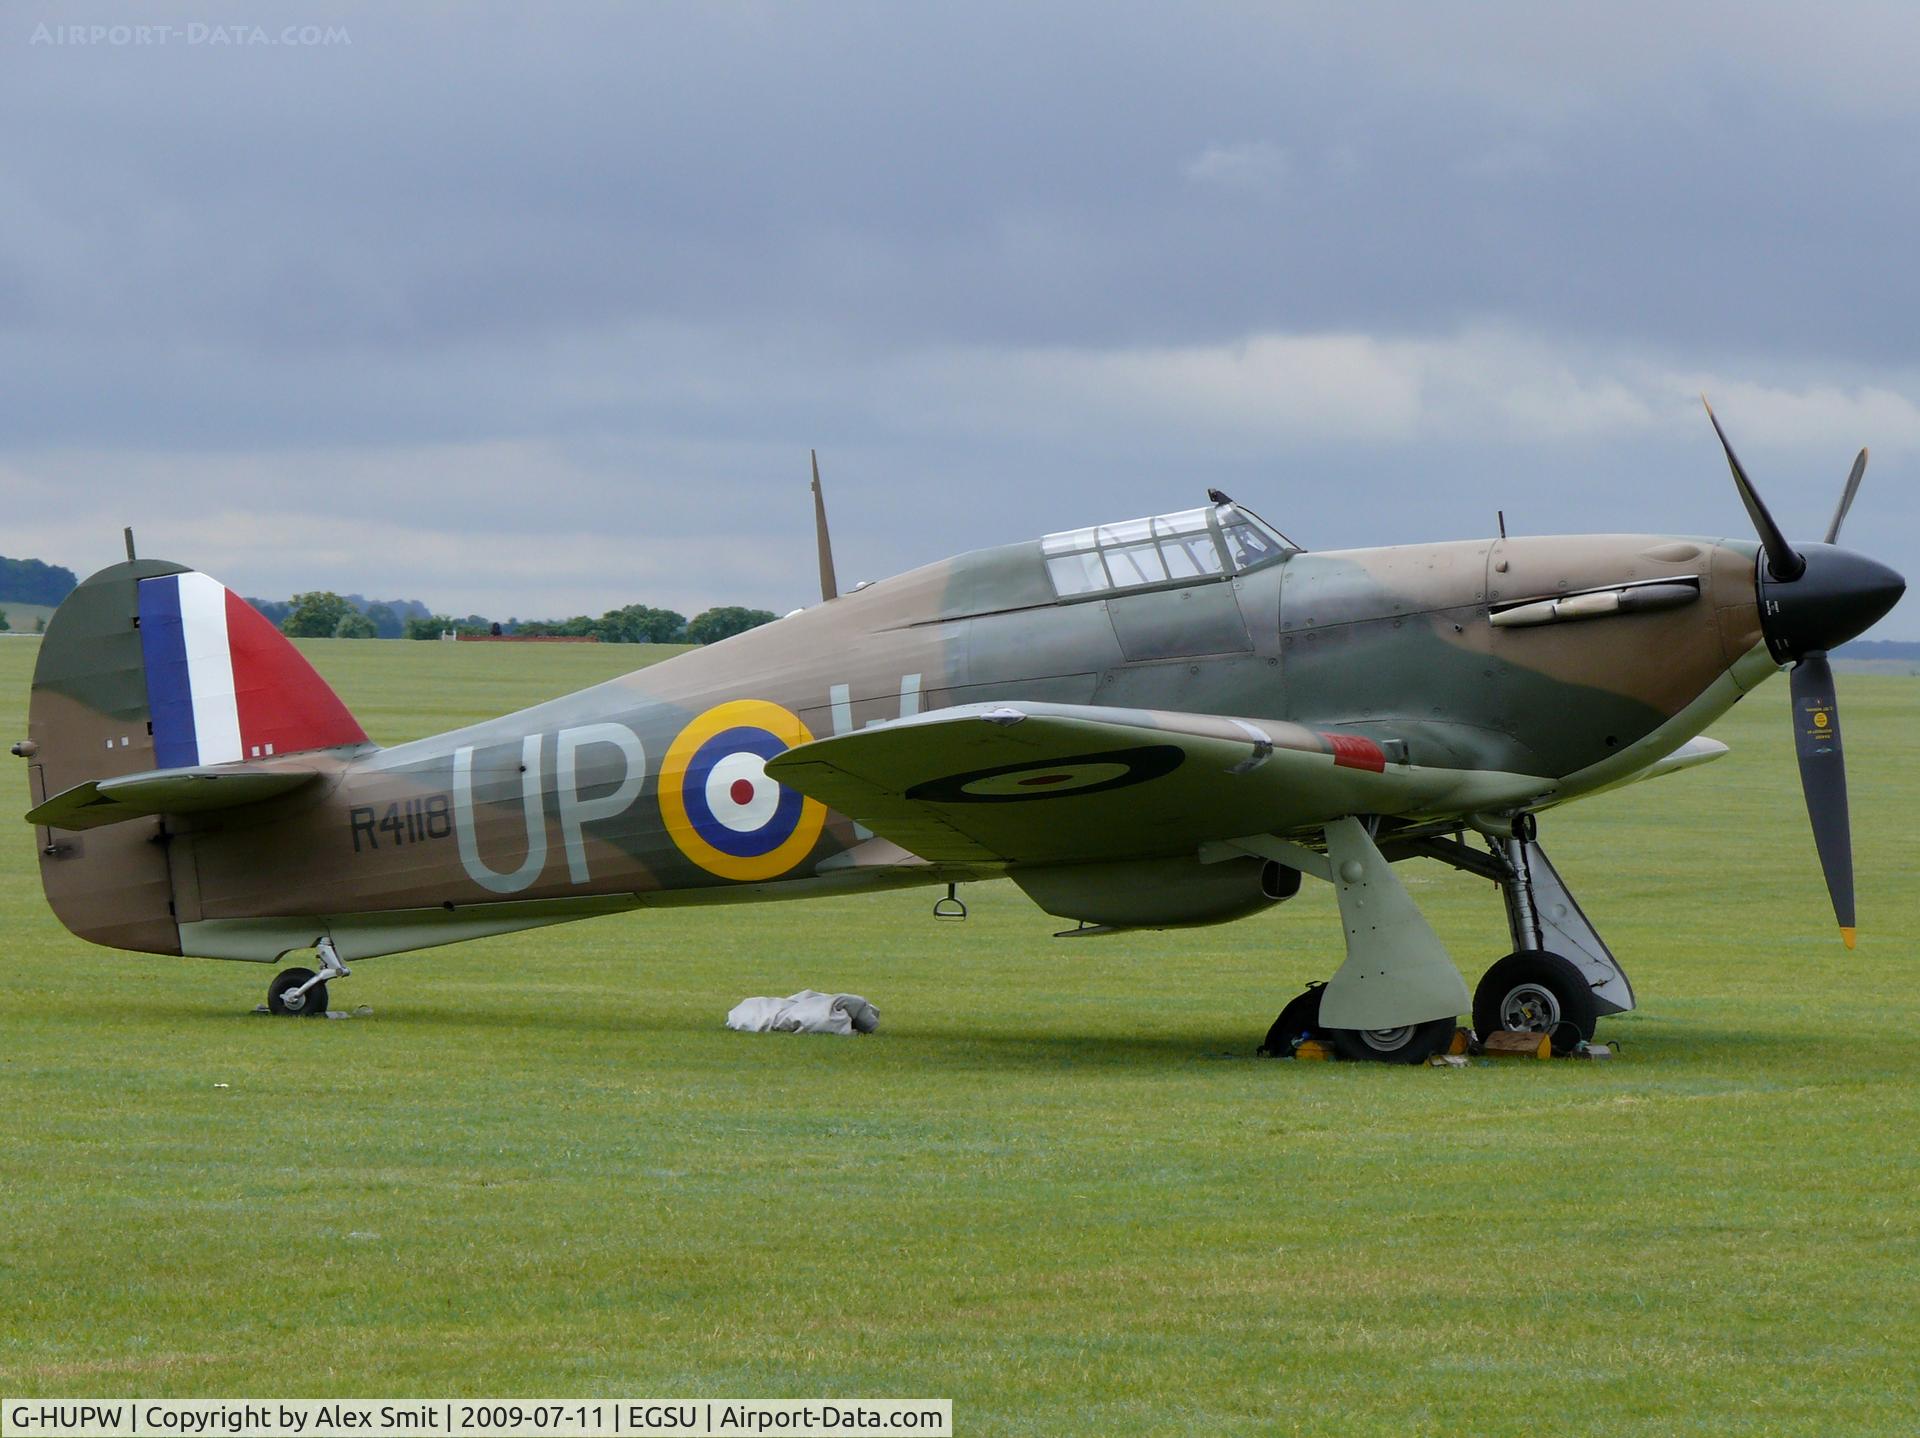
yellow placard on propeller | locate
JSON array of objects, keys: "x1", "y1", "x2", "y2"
[{"x1": 658, "y1": 699, "x2": 828, "y2": 881}]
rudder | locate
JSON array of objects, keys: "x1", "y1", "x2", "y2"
[{"x1": 137, "y1": 569, "x2": 365, "y2": 766}]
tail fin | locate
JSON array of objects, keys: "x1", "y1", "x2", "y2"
[{"x1": 25, "y1": 560, "x2": 369, "y2": 954}]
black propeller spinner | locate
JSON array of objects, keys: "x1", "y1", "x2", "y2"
[{"x1": 1703, "y1": 398, "x2": 1906, "y2": 948}]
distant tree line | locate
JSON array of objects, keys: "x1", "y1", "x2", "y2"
[
  {"x1": 0, "y1": 560, "x2": 779, "y2": 647},
  {"x1": 249, "y1": 593, "x2": 430, "y2": 637},
  {"x1": 0, "y1": 556, "x2": 78, "y2": 607},
  {"x1": 507, "y1": 604, "x2": 779, "y2": 644},
  {"x1": 400, "y1": 613, "x2": 498, "y2": 640},
  {"x1": 270, "y1": 591, "x2": 778, "y2": 645}
]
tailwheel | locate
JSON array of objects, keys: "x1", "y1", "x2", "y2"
[
  {"x1": 1473, "y1": 950, "x2": 1597, "y2": 1054},
  {"x1": 1328, "y1": 1016, "x2": 1456, "y2": 1064},
  {"x1": 1259, "y1": 981, "x2": 1326, "y2": 1056},
  {"x1": 267, "y1": 966, "x2": 328, "y2": 1017}
]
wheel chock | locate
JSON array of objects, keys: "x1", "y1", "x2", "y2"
[
  {"x1": 1286, "y1": 1031, "x2": 1575, "y2": 1063},
  {"x1": 1482, "y1": 1030, "x2": 1553, "y2": 1059}
]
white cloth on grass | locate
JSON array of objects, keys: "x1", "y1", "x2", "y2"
[{"x1": 725, "y1": 989, "x2": 880, "y2": 1035}]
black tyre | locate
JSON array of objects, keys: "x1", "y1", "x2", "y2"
[
  {"x1": 1328, "y1": 1016, "x2": 1457, "y2": 1064},
  {"x1": 1473, "y1": 950, "x2": 1597, "y2": 1052},
  {"x1": 268, "y1": 967, "x2": 328, "y2": 1017},
  {"x1": 1259, "y1": 982, "x2": 1326, "y2": 1056}
]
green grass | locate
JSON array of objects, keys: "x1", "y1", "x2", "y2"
[
  {"x1": 292, "y1": 636, "x2": 691, "y2": 737},
  {"x1": 2, "y1": 637, "x2": 1916, "y2": 1434}
]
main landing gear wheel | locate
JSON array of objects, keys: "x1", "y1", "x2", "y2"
[
  {"x1": 267, "y1": 967, "x2": 327, "y2": 1017},
  {"x1": 1260, "y1": 982, "x2": 1326, "y2": 1055},
  {"x1": 1473, "y1": 950, "x2": 1597, "y2": 1053},
  {"x1": 1328, "y1": 1017, "x2": 1457, "y2": 1065}
]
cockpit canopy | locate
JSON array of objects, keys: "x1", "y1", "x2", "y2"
[{"x1": 1040, "y1": 498, "x2": 1299, "y2": 599}]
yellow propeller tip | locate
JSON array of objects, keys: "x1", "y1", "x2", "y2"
[{"x1": 1840, "y1": 926, "x2": 1857, "y2": 950}]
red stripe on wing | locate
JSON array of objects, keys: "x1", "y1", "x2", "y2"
[{"x1": 1321, "y1": 733, "x2": 1386, "y2": 773}]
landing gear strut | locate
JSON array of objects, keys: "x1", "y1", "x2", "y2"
[
  {"x1": 266, "y1": 938, "x2": 348, "y2": 1017},
  {"x1": 1399, "y1": 816, "x2": 1630, "y2": 1049},
  {"x1": 1476, "y1": 822, "x2": 1604, "y2": 1049},
  {"x1": 1230, "y1": 818, "x2": 1470, "y2": 1062},
  {"x1": 1231, "y1": 813, "x2": 1631, "y2": 1062}
]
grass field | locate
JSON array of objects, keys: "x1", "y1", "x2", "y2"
[{"x1": 2, "y1": 636, "x2": 1916, "y2": 1434}]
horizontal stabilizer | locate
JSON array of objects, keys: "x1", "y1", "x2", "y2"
[{"x1": 27, "y1": 764, "x2": 323, "y2": 832}]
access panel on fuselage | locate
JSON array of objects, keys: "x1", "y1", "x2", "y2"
[
  {"x1": 1105, "y1": 578, "x2": 1252, "y2": 662},
  {"x1": 953, "y1": 600, "x2": 1119, "y2": 708}
]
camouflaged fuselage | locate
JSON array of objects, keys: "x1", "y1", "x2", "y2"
[{"x1": 25, "y1": 529, "x2": 1770, "y2": 961}]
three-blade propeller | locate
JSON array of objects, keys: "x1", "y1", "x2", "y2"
[{"x1": 1703, "y1": 398, "x2": 1900, "y2": 949}]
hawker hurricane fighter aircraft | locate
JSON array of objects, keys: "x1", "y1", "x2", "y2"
[{"x1": 16, "y1": 409, "x2": 1905, "y2": 1061}]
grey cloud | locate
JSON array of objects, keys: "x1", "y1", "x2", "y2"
[
  {"x1": 6, "y1": 1, "x2": 1915, "y2": 358},
  {"x1": 0, "y1": 0, "x2": 1914, "y2": 630},
  {"x1": 1184, "y1": 142, "x2": 1289, "y2": 193}
]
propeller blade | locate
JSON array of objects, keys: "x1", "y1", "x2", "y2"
[
  {"x1": 1702, "y1": 396, "x2": 1805, "y2": 581},
  {"x1": 1824, "y1": 448, "x2": 1869, "y2": 545},
  {"x1": 1789, "y1": 652, "x2": 1856, "y2": 947}
]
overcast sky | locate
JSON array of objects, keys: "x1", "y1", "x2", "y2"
[{"x1": 3, "y1": 2, "x2": 1916, "y2": 633}]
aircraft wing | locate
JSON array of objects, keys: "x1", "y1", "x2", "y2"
[{"x1": 765, "y1": 700, "x2": 1545, "y2": 865}]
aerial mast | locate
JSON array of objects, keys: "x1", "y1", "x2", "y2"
[{"x1": 810, "y1": 449, "x2": 839, "y2": 603}]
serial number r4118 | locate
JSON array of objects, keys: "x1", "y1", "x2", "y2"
[{"x1": 350, "y1": 795, "x2": 453, "y2": 852}]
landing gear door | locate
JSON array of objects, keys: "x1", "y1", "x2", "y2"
[
  {"x1": 1518, "y1": 841, "x2": 1635, "y2": 1015},
  {"x1": 28, "y1": 762, "x2": 49, "y2": 856}
]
